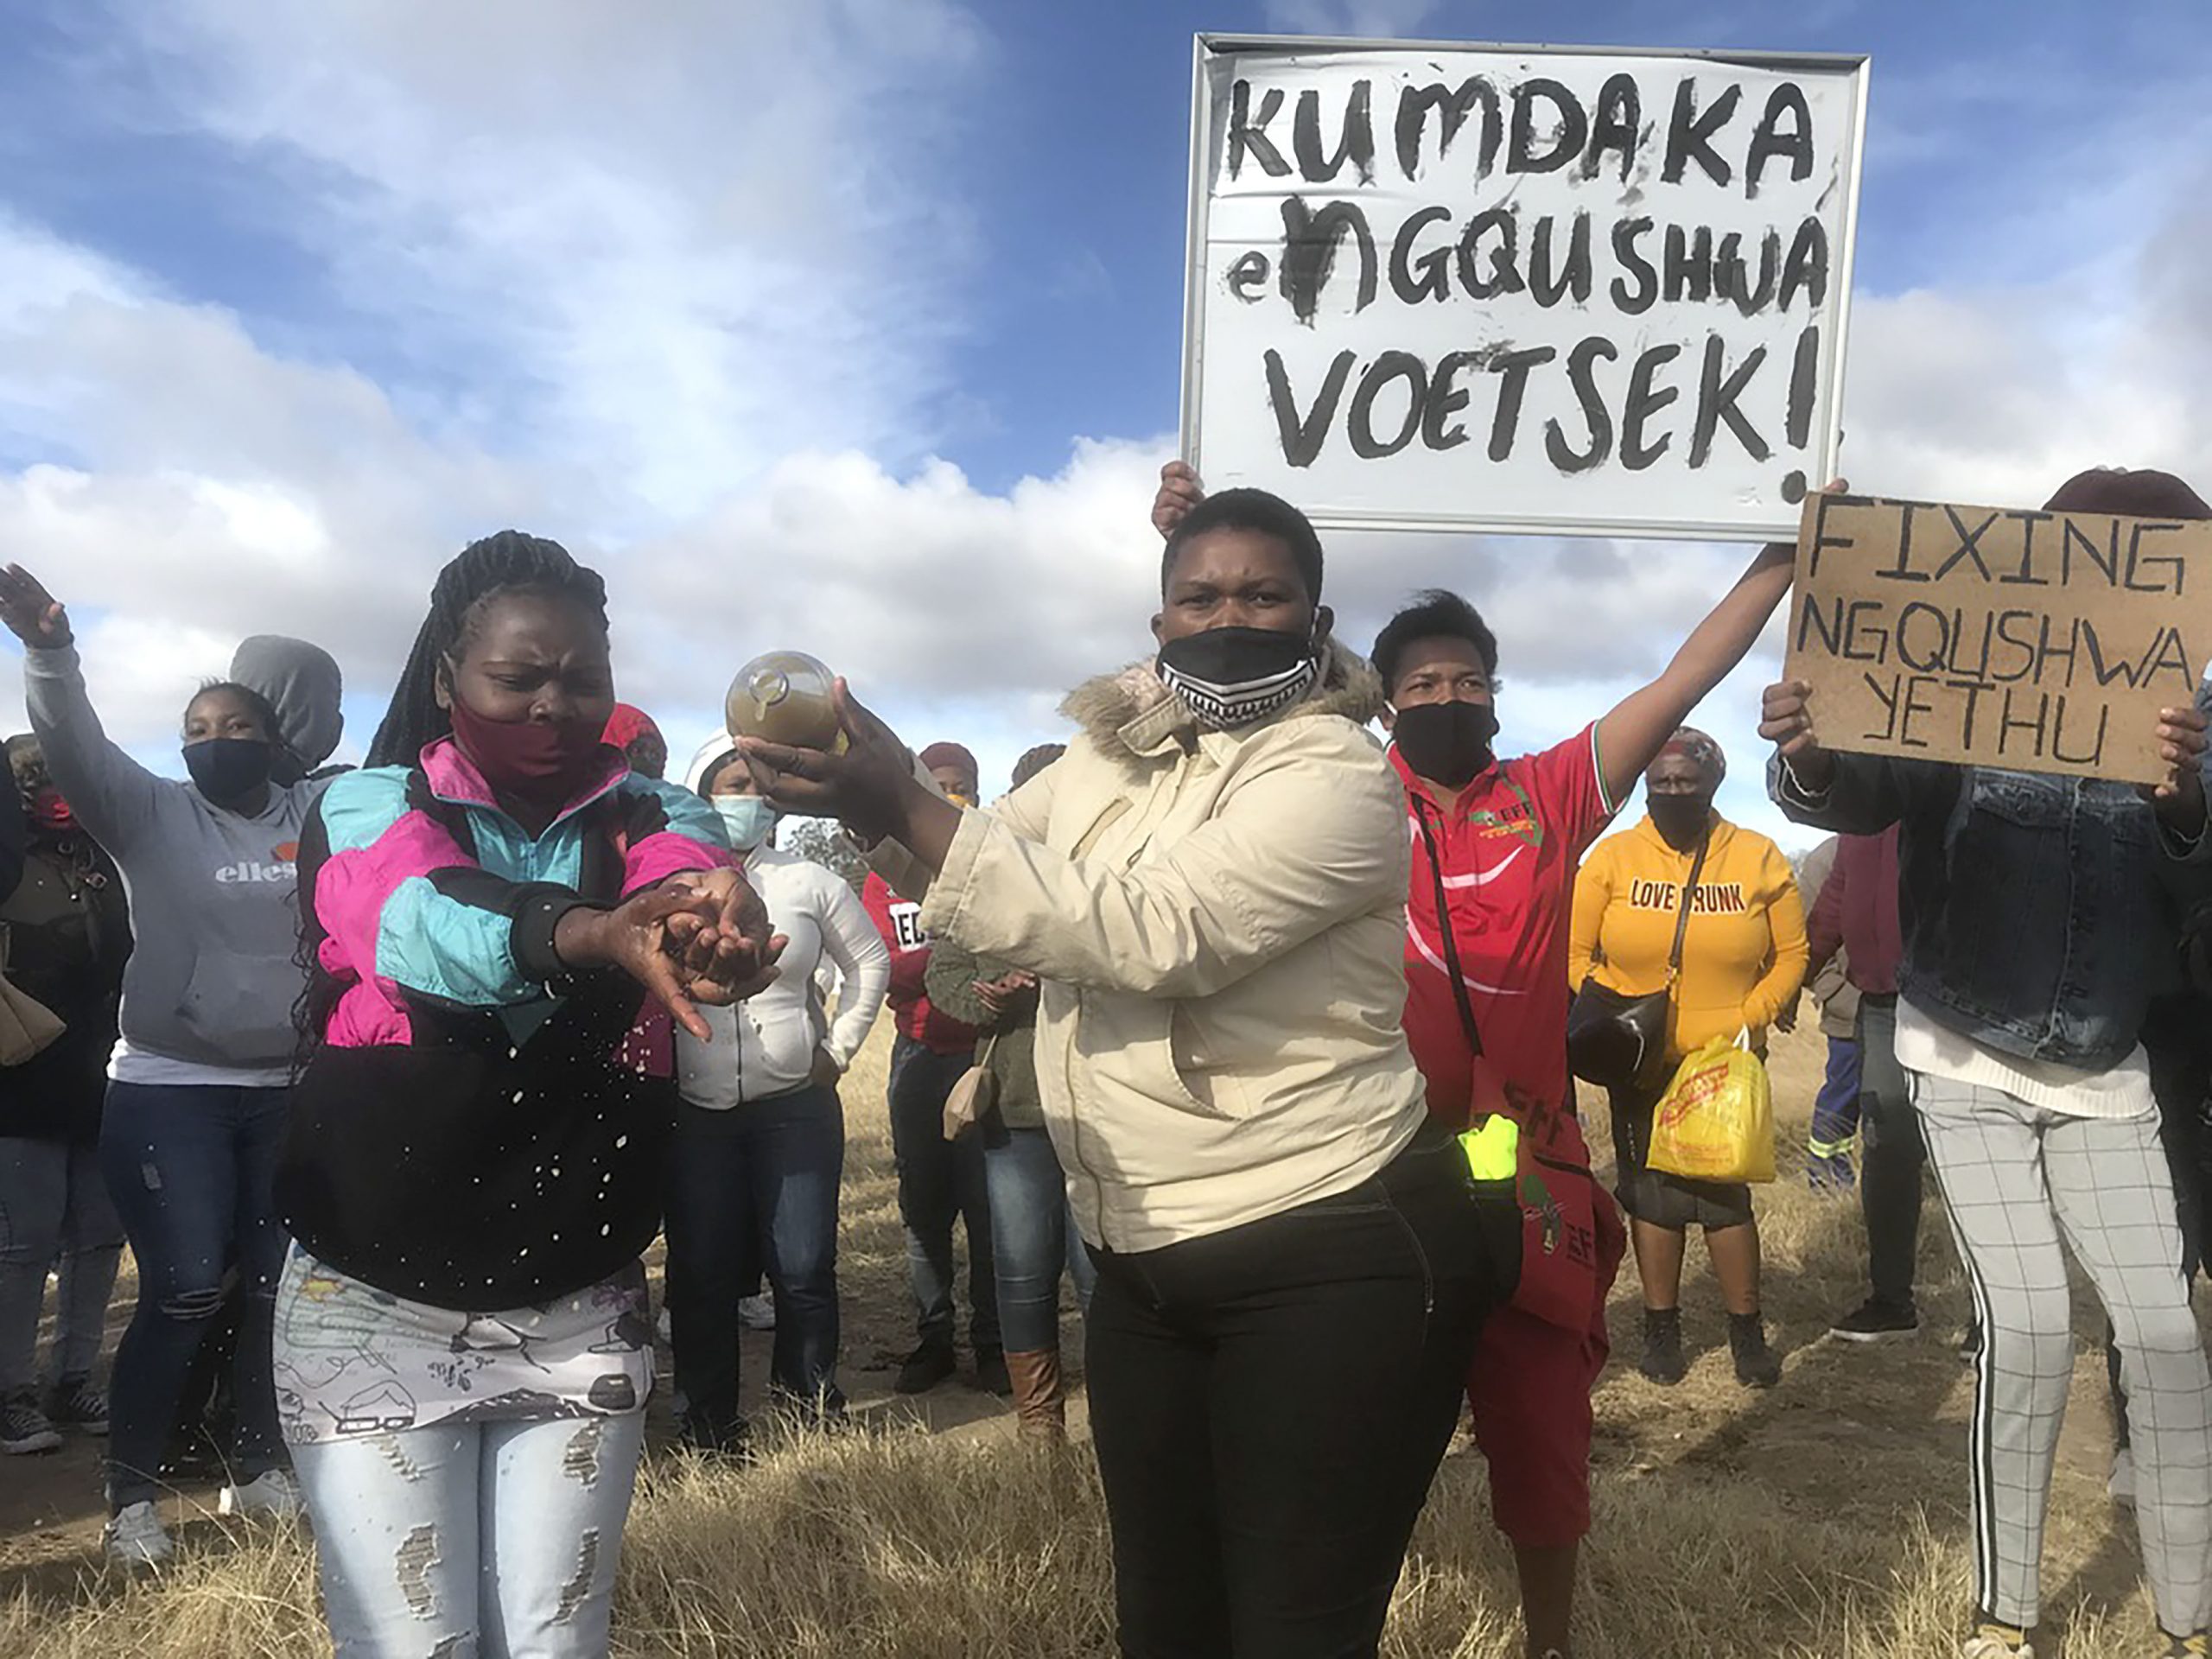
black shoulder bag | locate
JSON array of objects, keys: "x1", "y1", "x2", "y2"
[
  {"x1": 1411, "y1": 804, "x2": 1525, "y2": 1306},
  {"x1": 1566, "y1": 834, "x2": 1709, "y2": 1094}
]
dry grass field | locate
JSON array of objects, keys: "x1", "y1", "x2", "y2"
[{"x1": 3, "y1": 1020, "x2": 2201, "y2": 1657}]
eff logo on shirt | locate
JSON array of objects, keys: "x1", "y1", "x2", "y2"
[{"x1": 889, "y1": 901, "x2": 929, "y2": 952}]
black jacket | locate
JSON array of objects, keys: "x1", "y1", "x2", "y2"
[{"x1": 0, "y1": 791, "x2": 130, "y2": 1141}]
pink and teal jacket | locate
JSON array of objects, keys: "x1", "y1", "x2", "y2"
[{"x1": 276, "y1": 737, "x2": 734, "y2": 1311}]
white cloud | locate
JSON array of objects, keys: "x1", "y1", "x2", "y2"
[
  {"x1": 1261, "y1": 0, "x2": 1444, "y2": 38},
  {"x1": 107, "y1": 0, "x2": 988, "y2": 527}
]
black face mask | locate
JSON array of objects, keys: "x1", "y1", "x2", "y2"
[
  {"x1": 1390, "y1": 701, "x2": 1499, "y2": 789},
  {"x1": 1647, "y1": 794, "x2": 1713, "y2": 847},
  {"x1": 184, "y1": 739, "x2": 275, "y2": 805},
  {"x1": 1155, "y1": 626, "x2": 1319, "y2": 729}
]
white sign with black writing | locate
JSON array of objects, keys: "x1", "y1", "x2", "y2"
[{"x1": 1180, "y1": 36, "x2": 1870, "y2": 541}]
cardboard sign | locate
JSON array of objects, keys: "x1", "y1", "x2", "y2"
[
  {"x1": 1783, "y1": 494, "x2": 2212, "y2": 785},
  {"x1": 1180, "y1": 35, "x2": 1870, "y2": 540}
]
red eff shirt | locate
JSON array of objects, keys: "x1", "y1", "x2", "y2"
[
  {"x1": 1395, "y1": 728, "x2": 1618, "y2": 1164},
  {"x1": 862, "y1": 872, "x2": 981, "y2": 1055}
]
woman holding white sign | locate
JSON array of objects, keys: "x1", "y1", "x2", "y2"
[
  {"x1": 1764, "y1": 467, "x2": 2212, "y2": 1659},
  {"x1": 738, "y1": 486, "x2": 1518, "y2": 1658}
]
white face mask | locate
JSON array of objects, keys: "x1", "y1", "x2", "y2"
[{"x1": 714, "y1": 794, "x2": 776, "y2": 852}]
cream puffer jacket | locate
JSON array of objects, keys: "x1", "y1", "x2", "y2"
[{"x1": 876, "y1": 644, "x2": 1429, "y2": 1254}]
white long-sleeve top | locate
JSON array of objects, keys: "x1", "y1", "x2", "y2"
[{"x1": 676, "y1": 844, "x2": 890, "y2": 1108}]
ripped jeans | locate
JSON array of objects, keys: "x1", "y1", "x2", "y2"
[
  {"x1": 294, "y1": 1411, "x2": 645, "y2": 1659},
  {"x1": 99, "y1": 1081, "x2": 289, "y2": 1506}
]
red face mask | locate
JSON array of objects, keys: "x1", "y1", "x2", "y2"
[
  {"x1": 29, "y1": 789, "x2": 74, "y2": 832},
  {"x1": 448, "y1": 699, "x2": 611, "y2": 806}
]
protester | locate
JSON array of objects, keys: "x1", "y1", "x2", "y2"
[
  {"x1": 1797, "y1": 836, "x2": 1863, "y2": 1191},
  {"x1": 0, "y1": 740, "x2": 129, "y2": 1455},
  {"x1": 0, "y1": 565, "x2": 322, "y2": 1562},
  {"x1": 1571, "y1": 730, "x2": 1807, "y2": 1389},
  {"x1": 667, "y1": 733, "x2": 890, "y2": 1448},
  {"x1": 1150, "y1": 459, "x2": 1813, "y2": 1659},
  {"x1": 605, "y1": 702, "x2": 669, "y2": 780},
  {"x1": 1804, "y1": 826, "x2": 1921, "y2": 1339},
  {"x1": 923, "y1": 741, "x2": 1096, "y2": 1442},
  {"x1": 274, "y1": 531, "x2": 779, "y2": 1656},
  {"x1": 232, "y1": 636, "x2": 346, "y2": 785},
  {"x1": 161, "y1": 636, "x2": 350, "y2": 1478},
  {"x1": 1764, "y1": 467, "x2": 2212, "y2": 1659},
  {"x1": 861, "y1": 741, "x2": 1001, "y2": 1396},
  {"x1": 741, "y1": 485, "x2": 1515, "y2": 1659}
]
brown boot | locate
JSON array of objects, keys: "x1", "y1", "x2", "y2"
[{"x1": 1004, "y1": 1348, "x2": 1065, "y2": 1442}]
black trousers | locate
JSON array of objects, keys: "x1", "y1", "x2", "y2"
[
  {"x1": 1855, "y1": 995, "x2": 1927, "y2": 1309},
  {"x1": 1084, "y1": 1123, "x2": 1503, "y2": 1659}
]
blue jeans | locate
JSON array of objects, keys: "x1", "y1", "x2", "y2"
[
  {"x1": 664, "y1": 1087, "x2": 844, "y2": 1424},
  {"x1": 982, "y1": 1124, "x2": 1095, "y2": 1352},
  {"x1": 294, "y1": 1411, "x2": 645, "y2": 1658},
  {"x1": 99, "y1": 1082, "x2": 288, "y2": 1506},
  {"x1": 887, "y1": 1036, "x2": 998, "y2": 1351}
]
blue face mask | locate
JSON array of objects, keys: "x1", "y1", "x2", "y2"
[{"x1": 714, "y1": 794, "x2": 776, "y2": 852}]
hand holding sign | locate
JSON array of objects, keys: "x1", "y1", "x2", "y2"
[
  {"x1": 1758, "y1": 677, "x2": 1833, "y2": 792},
  {"x1": 2144, "y1": 706, "x2": 2208, "y2": 829},
  {"x1": 1153, "y1": 461, "x2": 1205, "y2": 540}
]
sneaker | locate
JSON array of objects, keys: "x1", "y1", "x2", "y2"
[
  {"x1": 1729, "y1": 1313, "x2": 1783, "y2": 1389},
  {"x1": 974, "y1": 1345, "x2": 1014, "y2": 1397},
  {"x1": 2110, "y1": 1446, "x2": 2137, "y2": 1510},
  {"x1": 738, "y1": 1293, "x2": 778, "y2": 1332},
  {"x1": 219, "y1": 1468, "x2": 303, "y2": 1519},
  {"x1": 105, "y1": 1500, "x2": 175, "y2": 1567},
  {"x1": 895, "y1": 1338, "x2": 957, "y2": 1395},
  {"x1": 1831, "y1": 1298, "x2": 1921, "y2": 1343},
  {"x1": 1639, "y1": 1309, "x2": 1687, "y2": 1385},
  {"x1": 1961, "y1": 1614, "x2": 2032, "y2": 1659},
  {"x1": 677, "y1": 1408, "x2": 753, "y2": 1462},
  {"x1": 2155, "y1": 1632, "x2": 2209, "y2": 1659},
  {"x1": 1807, "y1": 1153, "x2": 1857, "y2": 1191},
  {"x1": 45, "y1": 1375, "x2": 111, "y2": 1435},
  {"x1": 1, "y1": 1390, "x2": 63, "y2": 1455}
]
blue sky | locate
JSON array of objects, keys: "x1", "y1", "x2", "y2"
[{"x1": 1, "y1": 0, "x2": 2209, "y2": 842}]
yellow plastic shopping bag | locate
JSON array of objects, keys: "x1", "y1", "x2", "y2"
[{"x1": 1647, "y1": 1034, "x2": 1776, "y2": 1185}]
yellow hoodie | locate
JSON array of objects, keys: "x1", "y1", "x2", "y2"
[{"x1": 1569, "y1": 815, "x2": 1808, "y2": 1062}]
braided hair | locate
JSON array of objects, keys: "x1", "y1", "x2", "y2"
[{"x1": 366, "y1": 531, "x2": 609, "y2": 769}]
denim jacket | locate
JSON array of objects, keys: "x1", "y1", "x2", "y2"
[{"x1": 1769, "y1": 752, "x2": 2199, "y2": 1072}]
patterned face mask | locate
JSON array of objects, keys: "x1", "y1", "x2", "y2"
[{"x1": 1155, "y1": 626, "x2": 1318, "y2": 730}]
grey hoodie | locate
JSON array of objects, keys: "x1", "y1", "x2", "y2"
[
  {"x1": 25, "y1": 645, "x2": 324, "y2": 1077},
  {"x1": 231, "y1": 635, "x2": 345, "y2": 784}
]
